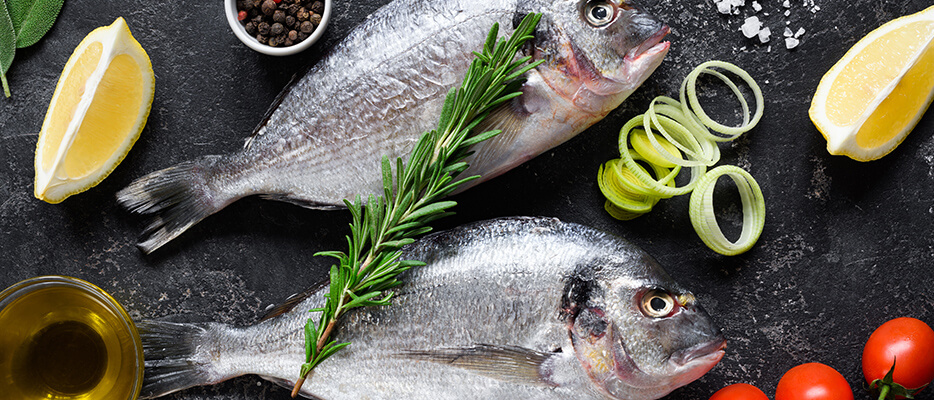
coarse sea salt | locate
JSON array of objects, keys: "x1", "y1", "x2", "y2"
[
  {"x1": 785, "y1": 37, "x2": 800, "y2": 49},
  {"x1": 752, "y1": 1, "x2": 762, "y2": 11},
  {"x1": 717, "y1": 1, "x2": 732, "y2": 14},
  {"x1": 759, "y1": 27, "x2": 771, "y2": 43},
  {"x1": 784, "y1": 27, "x2": 794, "y2": 37},
  {"x1": 741, "y1": 16, "x2": 762, "y2": 38},
  {"x1": 714, "y1": 0, "x2": 746, "y2": 15}
]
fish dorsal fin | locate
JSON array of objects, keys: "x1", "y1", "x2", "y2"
[
  {"x1": 399, "y1": 344, "x2": 557, "y2": 387},
  {"x1": 258, "y1": 283, "x2": 325, "y2": 322}
]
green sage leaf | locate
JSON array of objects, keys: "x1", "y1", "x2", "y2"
[
  {"x1": 7, "y1": 0, "x2": 64, "y2": 48},
  {"x1": 0, "y1": 0, "x2": 15, "y2": 97}
]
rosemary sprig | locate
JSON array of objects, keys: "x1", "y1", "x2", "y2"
[{"x1": 291, "y1": 13, "x2": 543, "y2": 396}]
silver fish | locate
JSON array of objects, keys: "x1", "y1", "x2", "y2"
[
  {"x1": 138, "y1": 217, "x2": 724, "y2": 399},
  {"x1": 117, "y1": 0, "x2": 670, "y2": 253}
]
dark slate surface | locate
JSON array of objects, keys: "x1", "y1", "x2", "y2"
[{"x1": 2, "y1": 0, "x2": 934, "y2": 399}]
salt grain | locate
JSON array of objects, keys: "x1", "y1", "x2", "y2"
[
  {"x1": 752, "y1": 1, "x2": 762, "y2": 11},
  {"x1": 785, "y1": 37, "x2": 800, "y2": 49},
  {"x1": 795, "y1": 27, "x2": 806, "y2": 38},
  {"x1": 783, "y1": 0, "x2": 791, "y2": 7},
  {"x1": 741, "y1": 16, "x2": 762, "y2": 38},
  {"x1": 759, "y1": 27, "x2": 771, "y2": 43},
  {"x1": 784, "y1": 27, "x2": 794, "y2": 37},
  {"x1": 717, "y1": 1, "x2": 732, "y2": 14},
  {"x1": 784, "y1": 10, "x2": 791, "y2": 16},
  {"x1": 714, "y1": 0, "x2": 747, "y2": 15}
]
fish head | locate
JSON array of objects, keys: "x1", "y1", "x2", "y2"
[
  {"x1": 529, "y1": 0, "x2": 670, "y2": 115},
  {"x1": 564, "y1": 252, "x2": 724, "y2": 399}
]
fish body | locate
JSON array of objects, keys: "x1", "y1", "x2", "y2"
[
  {"x1": 118, "y1": 0, "x2": 670, "y2": 253},
  {"x1": 140, "y1": 217, "x2": 724, "y2": 400}
]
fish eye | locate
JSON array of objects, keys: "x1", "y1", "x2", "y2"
[
  {"x1": 640, "y1": 289, "x2": 675, "y2": 318},
  {"x1": 584, "y1": 1, "x2": 616, "y2": 27}
]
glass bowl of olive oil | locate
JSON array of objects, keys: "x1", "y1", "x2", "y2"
[{"x1": 0, "y1": 276, "x2": 143, "y2": 400}]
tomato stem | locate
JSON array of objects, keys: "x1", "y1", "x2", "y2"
[{"x1": 877, "y1": 384, "x2": 890, "y2": 400}]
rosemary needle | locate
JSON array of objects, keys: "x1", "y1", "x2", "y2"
[{"x1": 291, "y1": 13, "x2": 543, "y2": 396}]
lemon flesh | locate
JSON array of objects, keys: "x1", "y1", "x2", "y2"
[
  {"x1": 810, "y1": 5, "x2": 934, "y2": 161},
  {"x1": 34, "y1": 18, "x2": 154, "y2": 203}
]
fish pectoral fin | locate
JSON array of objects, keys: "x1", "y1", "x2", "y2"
[
  {"x1": 399, "y1": 344, "x2": 558, "y2": 387},
  {"x1": 468, "y1": 98, "x2": 530, "y2": 174}
]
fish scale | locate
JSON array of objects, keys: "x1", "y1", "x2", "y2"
[
  {"x1": 118, "y1": 0, "x2": 670, "y2": 253},
  {"x1": 138, "y1": 217, "x2": 724, "y2": 400}
]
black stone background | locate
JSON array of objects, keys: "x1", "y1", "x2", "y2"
[{"x1": 2, "y1": 0, "x2": 934, "y2": 399}]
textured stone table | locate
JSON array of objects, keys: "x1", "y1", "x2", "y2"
[{"x1": 2, "y1": 0, "x2": 933, "y2": 399}]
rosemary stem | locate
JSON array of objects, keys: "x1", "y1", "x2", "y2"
[
  {"x1": 316, "y1": 319, "x2": 338, "y2": 350},
  {"x1": 290, "y1": 377, "x2": 306, "y2": 397}
]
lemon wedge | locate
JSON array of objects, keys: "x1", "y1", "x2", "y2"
[
  {"x1": 34, "y1": 17, "x2": 154, "y2": 203},
  {"x1": 810, "y1": 5, "x2": 934, "y2": 161}
]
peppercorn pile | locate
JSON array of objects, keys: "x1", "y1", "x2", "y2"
[{"x1": 237, "y1": 0, "x2": 325, "y2": 47}]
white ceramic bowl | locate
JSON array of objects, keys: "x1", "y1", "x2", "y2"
[{"x1": 225, "y1": 0, "x2": 331, "y2": 56}]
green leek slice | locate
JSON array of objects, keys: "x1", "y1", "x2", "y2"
[{"x1": 688, "y1": 165, "x2": 765, "y2": 256}]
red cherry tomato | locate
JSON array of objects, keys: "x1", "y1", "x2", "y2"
[
  {"x1": 775, "y1": 362, "x2": 853, "y2": 400},
  {"x1": 862, "y1": 317, "x2": 934, "y2": 399},
  {"x1": 710, "y1": 383, "x2": 769, "y2": 400}
]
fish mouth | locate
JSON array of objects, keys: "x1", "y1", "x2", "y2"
[
  {"x1": 670, "y1": 337, "x2": 727, "y2": 367},
  {"x1": 626, "y1": 25, "x2": 671, "y2": 61}
]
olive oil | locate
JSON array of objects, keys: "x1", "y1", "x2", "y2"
[{"x1": 0, "y1": 276, "x2": 143, "y2": 400}]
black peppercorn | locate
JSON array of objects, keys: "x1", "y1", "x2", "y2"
[
  {"x1": 257, "y1": 21, "x2": 271, "y2": 35},
  {"x1": 310, "y1": 1, "x2": 324, "y2": 14},
  {"x1": 273, "y1": 10, "x2": 286, "y2": 23},
  {"x1": 238, "y1": 0, "x2": 319, "y2": 48},
  {"x1": 261, "y1": 0, "x2": 276, "y2": 16},
  {"x1": 308, "y1": 13, "x2": 321, "y2": 27},
  {"x1": 268, "y1": 35, "x2": 281, "y2": 47},
  {"x1": 244, "y1": 21, "x2": 257, "y2": 36},
  {"x1": 270, "y1": 22, "x2": 285, "y2": 36}
]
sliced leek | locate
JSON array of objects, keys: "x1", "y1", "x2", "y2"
[
  {"x1": 688, "y1": 165, "x2": 765, "y2": 256},
  {"x1": 598, "y1": 60, "x2": 767, "y2": 254}
]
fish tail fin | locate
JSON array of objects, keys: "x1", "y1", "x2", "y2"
[
  {"x1": 137, "y1": 320, "x2": 233, "y2": 399},
  {"x1": 117, "y1": 155, "x2": 237, "y2": 253}
]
